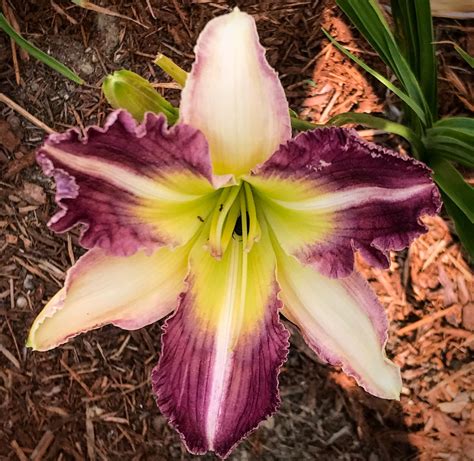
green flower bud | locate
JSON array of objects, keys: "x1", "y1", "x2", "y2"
[{"x1": 102, "y1": 69, "x2": 179, "y2": 124}]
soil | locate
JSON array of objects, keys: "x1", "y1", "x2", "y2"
[{"x1": 0, "y1": 1, "x2": 473, "y2": 460}]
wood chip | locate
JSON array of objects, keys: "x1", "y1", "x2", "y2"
[
  {"x1": 30, "y1": 431, "x2": 54, "y2": 461},
  {"x1": 10, "y1": 440, "x2": 28, "y2": 461},
  {"x1": 397, "y1": 305, "x2": 462, "y2": 335},
  {"x1": 0, "y1": 343, "x2": 20, "y2": 369}
]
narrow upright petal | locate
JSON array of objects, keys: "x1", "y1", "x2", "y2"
[
  {"x1": 180, "y1": 9, "x2": 291, "y2": 176},
  {"x1": 248, "y1": 128, "x2": 441, "y2": 278},
  {"x1": 38, "y1": 110, "x2": 220, "y2": 256},
  {"x1": 152, "y1": 225, "x2": 289, "y2": 458},
  {"x1": 27, "y1": 245, "x2": 190, "y2": 351},
  {"x1": 274, "y1": 243, "x2": 401, "y2": 399}
]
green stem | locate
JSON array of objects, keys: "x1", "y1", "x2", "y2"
[
  {"x1": 154, "y1": 53, "x2": 187, "y2": 87},
  {"x1": 290, "y1": 117, "x2": 323, "y2": 131}
]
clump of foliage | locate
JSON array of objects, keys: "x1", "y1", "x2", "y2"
[{"x1": 324, "y1": 0, "x2": 474, "y2": 257}]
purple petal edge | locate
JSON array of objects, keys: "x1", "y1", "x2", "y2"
[
  {"x1": 255, "y1": 127, "x2": 442, "y2": 278},
  {"x1": 37, "y1": 110, "x2": 216, "y2": 255},
  {"x1": 151, "y1": 281, "x2": 290, "y2": 459}
]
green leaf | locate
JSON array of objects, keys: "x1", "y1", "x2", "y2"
[
  {"x1": 454, "y1": 44, "x2": 474, "y2": 68},
  {"x1": 434, "y1": 117, "x2": 474, "y2": 131},
  {"x1": 289, "y1": 108, "x2": 299, "y2": 119},
  {"x1": 334, "y1": 0, "x2": 431, "y2": 128},
  {"x1": 322, "y1": 28, "x2": 428, "y2": 126},
  {"x1": 328, "y1": 112, "x2": 424, "y2": 157},
  {"x1": 425, "y1": 120, "x2": 474, "y2": 166},
  {"x1": 0, "y1": 13, "x2": 84, "y2": 85},
  {"x1": 442, "y1": 192, "x2": 474, "y2": 258},
  {"x1": 102, "y1": 70, "x2": 179, "y2": 124},
  {"x1": 290, "y1": 116, "x2": 324, "y2": 131},
  {"x1": 390, "y1": 0, "x2": 437, "y2": 119},
  {"x1": 430, "y1": 158, "x2": 474, "y2": 222},
  {"x1": 428, "y1": 146, "x2": 474, "y2": 168},
  {"x1": 427, "y1": 129, "x2": 474, "y2": 149}
]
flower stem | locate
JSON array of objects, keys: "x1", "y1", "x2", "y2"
[{"x1": 154, "y1": 53, "x2": 188, "y2": 87}]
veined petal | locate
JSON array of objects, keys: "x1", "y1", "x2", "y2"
[
  {"x1": 38, "y1": 110, "x2": 221, "y2": 256},
  {"x1": 180, "y1": 8, "x2": 291, "y2": 176},
  {"x1": 274, "y1": 243, "x2": 401, "y2": 399},
  {"x1": 248, "y1": 127, "x2": 441, "y2": 278},
  {"x1": 27, "y1": 245, "x2": 189, "y2": 351},
  {"x1": 152, "y1": 224, "x2": 289, "y2": 458}
]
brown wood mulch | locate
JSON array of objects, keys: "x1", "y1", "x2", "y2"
[{"x1": 0, "y1": 1, "x2": 472, "y2": 460}]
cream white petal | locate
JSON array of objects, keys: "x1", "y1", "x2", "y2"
[
  {"x1": 28, "y1": 246, "x2": 189, "y2": 351},
  {"x1": 275, "y1": 245, "x2": 401, "y2": 399},
  {"x1": 180, "y1": 9, "x2": 291, "y2": 176}
]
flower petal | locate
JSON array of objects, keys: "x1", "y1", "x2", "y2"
[
  {"x1": 180, "y1": 8, "x2": 291, "y2": 176},
  {"x1": 27, "y1": 245, "x2": 189, "y2": 351},
  {"x1": 248, "y1": 127, "x2": 441, "y2": 278},
  {"x1": 38, "y1": 110, "x2": 221, "y2": 256},
  {"x1": 274, "y1": 244, "x2": 401, "y2": 399},
  {"x1": 152, "y1": 226, "x2": 289, "y2": 458}
]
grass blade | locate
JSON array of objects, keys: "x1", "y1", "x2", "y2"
[
  {"x1": 391, "y1": 0, "x2": 437, "y2": 119},
  {"x1": 335, "y1": 0, "x2": 431, "y2": 128},
  {"x1": 441, "y1": 193, "x2": 474, "y2": 258},
  {"x1": 290, "y1": 117, "x2": 324, "y2": 131},
  {"x1": 426, "y1": 122, "x2": 474, "y2": 166},
  {"x1": 454, "y1": 44, "x2": 474, "y2": 68},
  {"x1": 429, "y1": 146, "x2": 474, "y2": 168},
  {"x1": 434, "y1": 117, "x2": 474, "y2": 130},
  {"x1": 0, "y1": 13, "x2": 84, "y2": 85},
  {"x1": 322, "y1": 29, "x2": 427, "y2": 126},
  {"x1": 430, "y1": 158, "x2": 474, "y2": 222}
]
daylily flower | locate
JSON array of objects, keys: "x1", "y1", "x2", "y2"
[{"x1": 28, "y1": 9, "x2": 441, "y2": 459}]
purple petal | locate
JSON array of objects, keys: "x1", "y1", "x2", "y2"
[
  {"x1": 38, "y1": 110, "x2": 219, "y2": 255},
  {"x1": 152, "y1": 232, "x2": 289, "y2": 458},
  {"x1": 249, "y1": 127, "x2": 441, "y2": 278}
]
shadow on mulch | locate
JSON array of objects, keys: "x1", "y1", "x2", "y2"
[{"x1": 273, "y1": 334, "x2": 417, "y2": 461}]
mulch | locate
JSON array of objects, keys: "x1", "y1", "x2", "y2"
[{"x1": 0, "y1": 1, "x2": 473, "y2": 460}]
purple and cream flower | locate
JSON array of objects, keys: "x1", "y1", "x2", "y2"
[{"x1": 28, "y1": 9, "x2": 441, "y2": 459}]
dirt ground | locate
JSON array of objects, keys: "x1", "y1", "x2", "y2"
[{"x1": 0, "y1": 1, "x2": 473, "y2": 460}]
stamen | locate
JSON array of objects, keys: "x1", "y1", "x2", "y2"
[
  {"x1": 207, "y1": 183, "x2": 261, "y2": 257},
  {"x1": 243, "y1": 182, "x2": 260, "y2": 251},
  {"x1": 209, "y1": 185, "x2": 241, "y2": 257},
  {"x1": 220, "y1": 196, "x2": 241, "y2": 255},
  {"x1": 237, "y1": 189, "x2": 248, "y2": 342},
  {"x1": 239, "y1": 190, "x2": 248, "y2": 247}
]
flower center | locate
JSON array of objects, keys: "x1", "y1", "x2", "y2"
[
  {"x1": 207, "y1": 182, "x2": 261, "y2": 258},
  {"x1": 233, "y1": 212, "x2": 250, "y2": 237}
]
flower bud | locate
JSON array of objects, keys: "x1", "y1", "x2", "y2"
[{"x1": 102, "y1": 69, "x2": 178, "y2": 123}]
